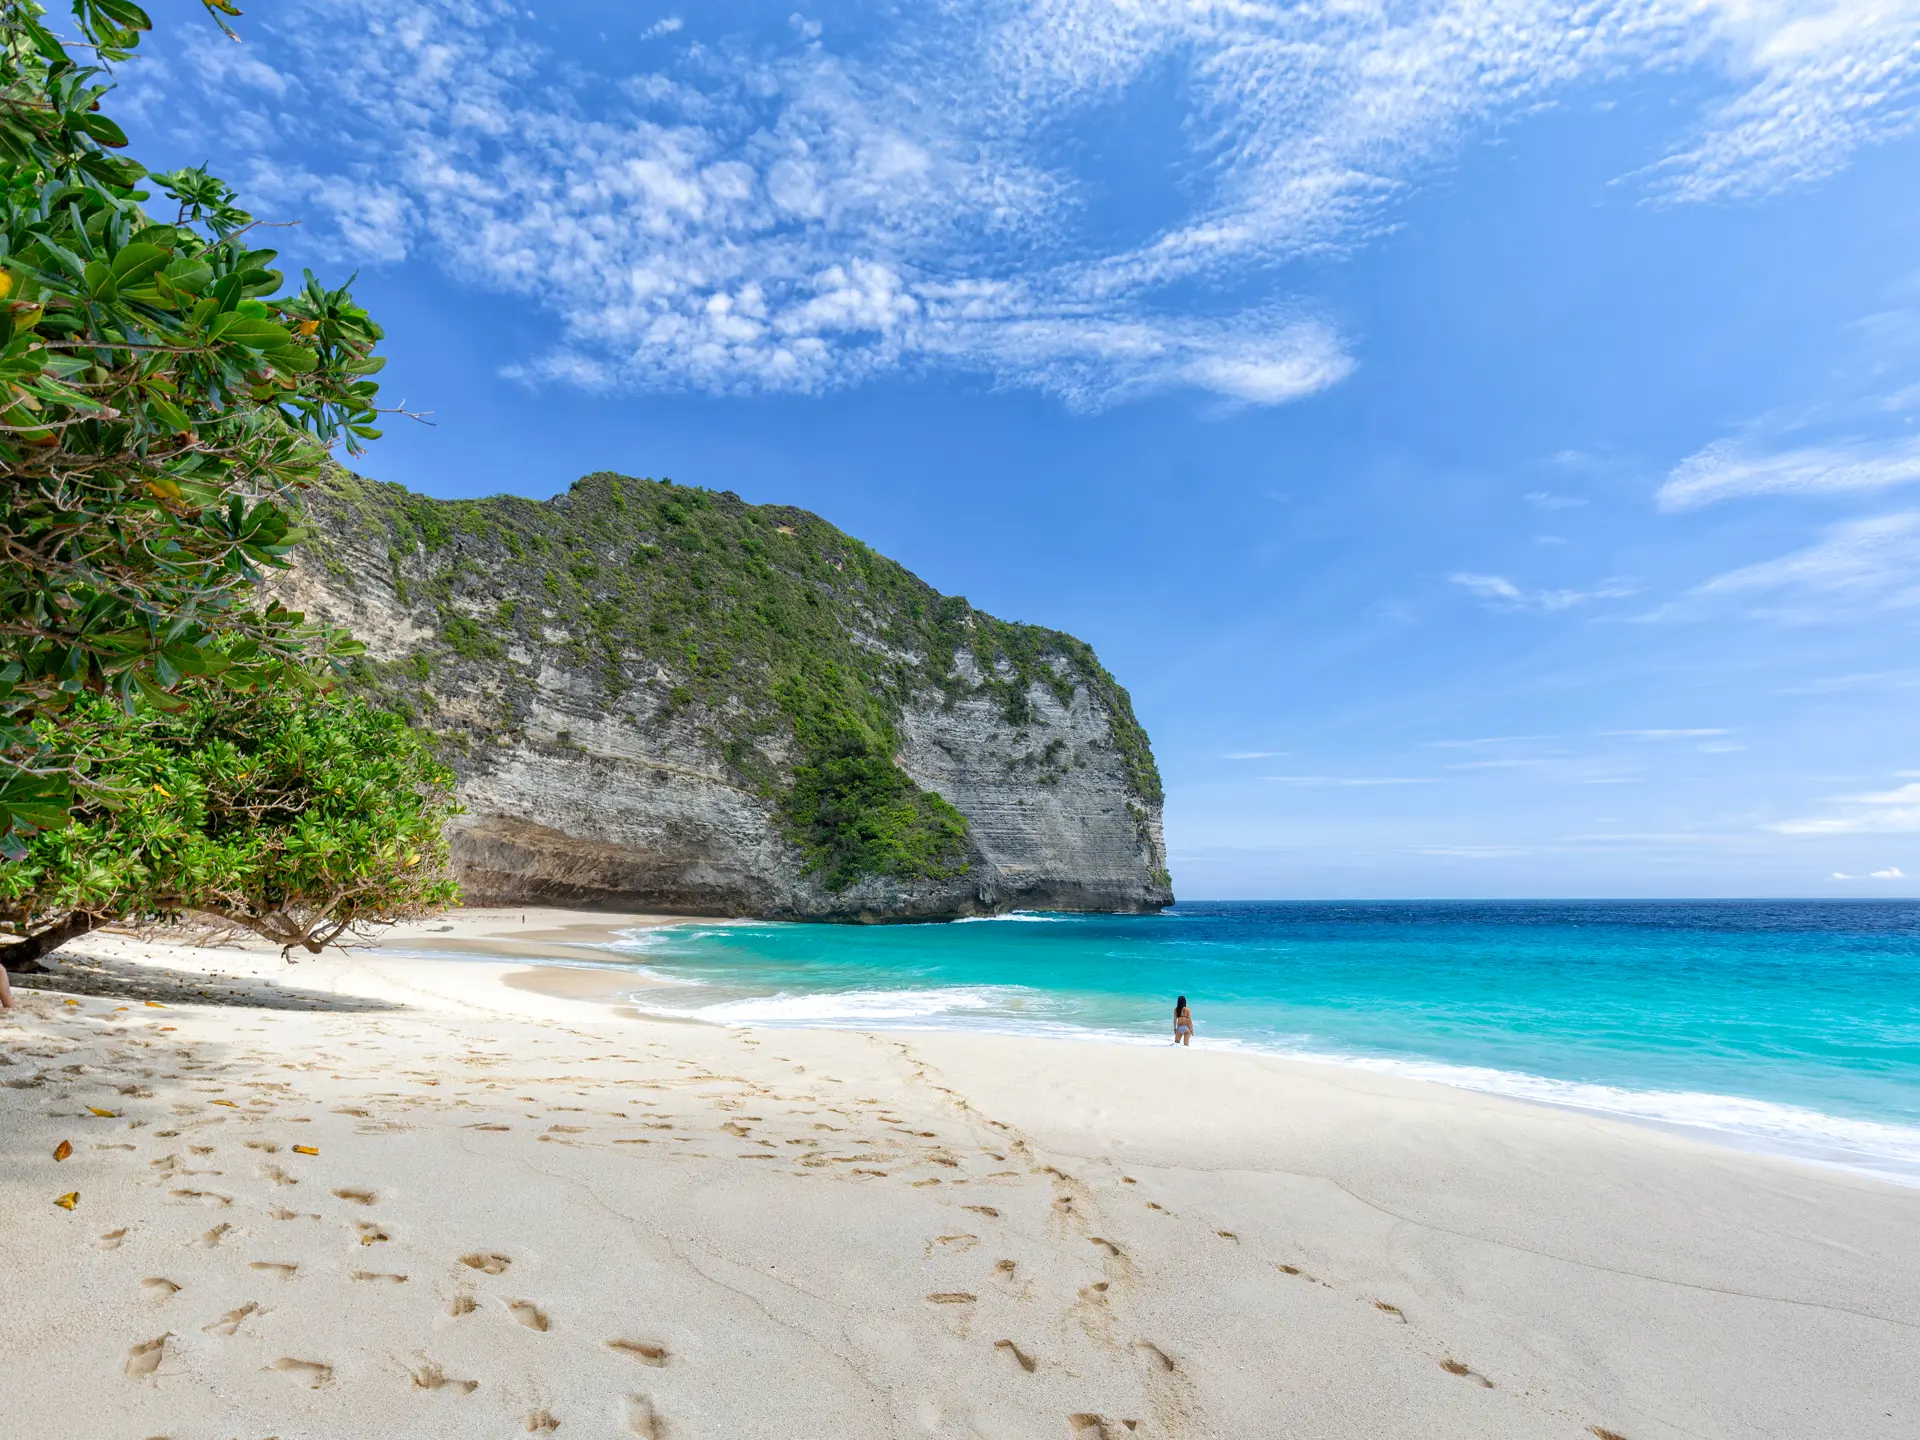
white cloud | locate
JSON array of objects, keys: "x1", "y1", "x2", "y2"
[
  {"x1": 1773, "y1": 778, "x2": 1920, "y2": 834},
  {"x1": 1525, "y1": 491, "x2": 1589, "y2": 510},
  {"x1": 127, "y1": 0, "x2": 1920, "y2": 403},
  {"x1": 1688, "y1": 511, "x2": 1920, "y2": 620},
  {"x1": 1448, "y1": 571, "x2": 1638, "y2": 612},
  {"x1": 1646, "y1": 0, "x2": 1920, "y2": 204},
  {"x1": 640, "y1": 17, "x2": 683, "y2": 41},
  {"x1": 1658, "y1": 435, "x2": 1920, "y2": 511},
  {"x1": 1872, "y1": 866, "x2": 1907, "y2": 878}
]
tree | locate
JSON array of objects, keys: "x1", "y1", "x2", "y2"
[
  {"x1": 0, "y1": 0, "x2": 384, "y2": 854},
  {"x1": 0, "y1": 688, "x2": 460, "y2": 975}
]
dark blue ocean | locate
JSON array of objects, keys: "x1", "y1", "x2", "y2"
[{"x1": 586, "y1": 901, "x2": 1920, "y2": 1184}]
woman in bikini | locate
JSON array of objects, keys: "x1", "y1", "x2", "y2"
[{"x1": 1172, "y1": 995, "x2": 1193, "y2": 1046}]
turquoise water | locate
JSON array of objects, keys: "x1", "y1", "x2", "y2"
[{"x1": 592, "y1": 901, "x2": 1920, "y2": 1184}]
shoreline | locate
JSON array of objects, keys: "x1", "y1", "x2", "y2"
[
  {"x1": 3, "y1": 924, "x2": 1916, "y2": 1435},
  {"x1": 462, "y1": 910, "x2": 1920, "y2": 1192}
]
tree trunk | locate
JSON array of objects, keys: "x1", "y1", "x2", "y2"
[{"x1": 0, "y1": 912, "x2": 99, "y2": 972}]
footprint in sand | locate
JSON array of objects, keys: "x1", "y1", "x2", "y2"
[
  {"x1": 606, "y1": 1340, "x2": 669, "y2": 1367},
  {"x1": 141, "y1": 1277, "x2": 182, "y2": 1302},
  {"x1": 1136, "y1": 1341, "x2": 1177, "y2": 1373},
  {"x1": 98, "y1": 1229, "x2": 128, "y2": 1250},
  {"x1": 410, "y1": 1360, "x2": 479, "y2": 1394},
  {"x1": 1589, "y1": 1429, "x2": 1630, "y2": 1440},
  {"x1": 509, "y1": 1300, "x2": 551, "y2": 1332},
  {"x1": 260, "y1": 1164, "x2": 297, "y2": 1187},
  {"x1": 203, "y1": 1302, "x2": 260, "y2": 1337},
  {"x1": 350, "y1": 1271, "x2": 408, "y2": 1284},
  {"x1": 449, "y1": 1295, "x2": 478, "y2": 1316},
  {"x1": 962, "y1": 1205, "x2": 999, "y2": 1219},
  {"x1": 1440, "y1": 1358, "x2": 1495, "y2": 1388},
  {"x1": 1068, "y1": 1414, "x2": 1140, "y2": 1437},
  {"x1": 526, "y1": 1410, "x2": 560, "y2": 1431},
  {"x1": 249, "y1": 1262, "x2": 298, "y2": 1280},
  {"x1": 125, "y1": 1335, "x2": 168, "y2": 1380},
  {"x1": 994, "y1": 1338, "x2": 1037, "y2": 1373},
  {"x1": 268, "y1": 1357, "x2": 332, "y2": 1388},
  {"x1": 1373, "y1": 1301, "x2": 1407, "y2": 1323},
  {"x1": 926, "y1": 1292, "x2": 977, "y2": 1305},
  {"x1": 461, "y1": 1252, "x2": 511, "y2": 1275},
  {"x1": 169, "y1": 1189, "x2": 231, "y2": 1207},
  {"x1": 332, "y1": 1188, "x2": 377, "y2": 1206},
  {"x1": 626, "y1": 1394, "x2": 667, "y2": 1438}
]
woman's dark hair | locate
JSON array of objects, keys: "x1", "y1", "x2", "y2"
[{"x1": 1175, "y1": 995, "x2": 1187, "y2": 1013}]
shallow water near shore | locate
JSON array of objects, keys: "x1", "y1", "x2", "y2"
[{"x1": 571, "y1": 899, "x2": 1920, "y2": 1184}]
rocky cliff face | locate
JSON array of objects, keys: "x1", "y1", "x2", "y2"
[{"x1": 281, "y1": 471, "x2": 1171, "y2": 921}]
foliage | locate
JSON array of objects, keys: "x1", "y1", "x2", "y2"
[
  {"x1": 0, "y1": 0, "x2": 384, "y2": 852},
  {"x1": 776, "y1": 659, "x2": 969, "y2": 888},
  {"x1": 314, "y1": 470, "x2": 1166, "y2": 891},
  {"x1": 0, "y1": 688, "x2": 460, "y2": 958}
]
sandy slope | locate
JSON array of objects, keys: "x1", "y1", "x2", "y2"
[{"x1": 1, "y1": 919, "x2": 1915, "y2": 1439}]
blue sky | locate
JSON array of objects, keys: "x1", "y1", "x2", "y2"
[{"x1": 121, "y1": 0, "x2": 1920, "y2": 897}]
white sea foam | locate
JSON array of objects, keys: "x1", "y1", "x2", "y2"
[
  {"x1": 950, "y1": 912, "x2": 1068, "y2": 923},
  {"x1": 1257, "y1": 1046, "x2": 1920, "y2": 1186}
]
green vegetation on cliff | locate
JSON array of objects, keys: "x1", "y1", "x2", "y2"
[{"x1": 312, "y1": 470, "x2": 1163, "y2": 890}]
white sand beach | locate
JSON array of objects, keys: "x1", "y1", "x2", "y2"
[{"x1": 2, "y1": 912, "x2": 1915, "y2": 1438}]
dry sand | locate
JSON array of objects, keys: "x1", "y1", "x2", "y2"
[{"x1": 1, "y1": 912, "x2": 1915, "y2": 1438}]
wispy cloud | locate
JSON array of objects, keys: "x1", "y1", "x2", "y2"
[
  {"x1": 1644, "y1": 1, "x2": 1920, "y2": 204},
  {"x1": 125, "y1": 0, "x2": 1920, "y2": 404},
  {"x1": 1873, "y1": 866, "x2": 1908, "y2": 879},
  {"x1": 1658, "y1": 435, "x2": 1920, "y2": 511},
  {"x1": 1773, "y1": 779, "x2": 1920, "y2": 834},
  {"x1": 1448, "y1": 572, "x2": 1637, "y2": 612},
  {"x1": 1686, "y1": 511, "x2": 1920, "y2": 621}
]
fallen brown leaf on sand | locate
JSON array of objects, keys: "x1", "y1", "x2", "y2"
[
  {"x1": 53, "y1": 1192, "x2": 78, "y2": 1210},
  {"x1": 86, "y1": 1107, "x2": 118, "y2": 1118},
  {"x1": 292, "y1": 1145, "x2": 319, "y2": 1156},
  {"x1": 53, "y1": 1140, "x2": 72, "y2": 1162}
]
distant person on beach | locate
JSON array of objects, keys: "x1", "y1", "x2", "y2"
[{"x1": 1173, "y1": 994, "x2": 1192, "y2": 1046}]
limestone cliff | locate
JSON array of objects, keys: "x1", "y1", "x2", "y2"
[{"x1": 280, "y1": 470, "x2": 1172, "y2": 921}]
